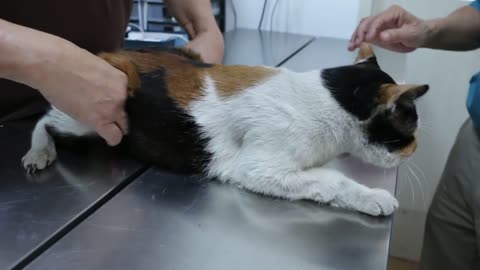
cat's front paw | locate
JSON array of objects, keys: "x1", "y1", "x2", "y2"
[
  {"x1": 22, "y1": 147, "x2": 57, "y2": 174},
  {"x1": 355, "y1": 188, "x2": 399, "y2": 216}
]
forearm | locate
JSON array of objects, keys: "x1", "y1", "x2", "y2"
[
  {"x1": 164, "y1": 0, "x2": 219, "y2": 38},
  {"x1": 0, "y1": 19, "x2": 67, "y2": 87},
  {"x1": 424, "y1": 6, "x2": 480, "y2": 51},
  {"x1": 163, "y1": 0, "x2": 224, "y2": 63}
]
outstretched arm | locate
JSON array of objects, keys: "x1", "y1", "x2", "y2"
[
  {"x1": 349, "y1": 4, "x2": 480, "y2": 52},
  {"x1": 164, "y1": 0, "x2": 224, "y2": 63}
]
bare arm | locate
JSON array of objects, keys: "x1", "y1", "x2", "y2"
[
  {"x1": 425, "y1": 6, "x2": 480, "y2": 51},
  {"x1": 0, "y1": 19, "x2": 128, "y2": 146},
  {"x1": 349, "y1": 5, "x2": 480, "y2": 52},
  {"x1": 164, "y1": 0, "x2": 224, "y2": 63}
]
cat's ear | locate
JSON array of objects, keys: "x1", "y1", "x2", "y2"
[
  {"x1": 379, "y1": 84, "x2": 429, "y2": 107},
  {"x1": 354, "y1": 43, "x2": 380, "y2": 69}
]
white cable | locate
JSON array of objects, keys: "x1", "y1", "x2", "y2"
[
  {"x1": 143, "y1": 0, "x2": 149, "y2": 31},
  {"x1": 128, "y1": 23, "x2": 144, "y2": 33},
  {"x1": 137, "y1": 0, "x2": 144, "y2": 32}
]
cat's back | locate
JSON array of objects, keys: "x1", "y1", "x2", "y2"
[{"x1": 104, "y1": 48, "x2": 280, "y2": 173}]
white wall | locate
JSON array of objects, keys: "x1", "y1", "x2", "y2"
[
  {"x1": 225, "y1": 0, "x2": 372, "y2": 39},
  {"x1": 372, "y1": 0, "x2": 480, "y2": 261}
]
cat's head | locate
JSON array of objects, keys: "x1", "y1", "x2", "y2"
[{"x1": 321, "y1": 43, "x2": 429, "y2": 168}]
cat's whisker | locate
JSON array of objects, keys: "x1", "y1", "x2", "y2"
[
  {"x1": 419, "y1": 129, "x2": 432, "y2": 138},
  {"x1": 404, "y1": 165, "x2": 415, "y2": 209},
  {"x1": 409, "y1": 161, "x2": 431, "y2": 203},
  {"x1": 407, "y1": 163, "x2": 426, "y2": 209},
  {"x1": 419, "y1": 123, "x2": 435, "y2": 137},
  {"x1": 419, "y1": 124, "x2": 434, "y2": 135}
]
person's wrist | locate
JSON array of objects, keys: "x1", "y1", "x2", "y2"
[
  {"x1": 422, "y1": 19, "x2": 442, "y2": 48},
  {"x1": 207, "y1": 26, "x2": 224, "y2": 51}
]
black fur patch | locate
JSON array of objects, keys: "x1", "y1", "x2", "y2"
[
  {"x1": 321, "y1": 64, "x2": 395, "y2": 120},
  {"x1": 123, "y1": 68, "x2": 210, "y2": 174},
  {"x1": 321, "y1": 59, "x2": 422, "y2": 153},
  {"x1": 186, "y1": 60, "x2": 214, "y2": 68},
  {"x1": 45, "y1": 124, "x2": 104, "y2": 152},
  {"x1": 366, "y1": 111, "x2": 415, "y2": 152}
]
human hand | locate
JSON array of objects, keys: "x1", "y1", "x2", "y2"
[
  {"x1": 185, "y1": 29, "x2": 224, "y2": 64},
  {"x1": 1, "y1": 26, "x2": 130, "y2": 146},
  {"x1": 348, "y1": 5, "x2": 433, "y2": 53},
  {"x1": 34, "y1": 39, "x2": 128, "y2": 146},
  {"x1": 163, "y1": 0, "x2": 224, "y2": 64},
  {"x1": 0, "y1": 20, "x2": 128, "y2": 146}
]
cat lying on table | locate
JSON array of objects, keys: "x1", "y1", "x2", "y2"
[{"x1": 22, "y1": 43, "x2": 428, "y2": 216}]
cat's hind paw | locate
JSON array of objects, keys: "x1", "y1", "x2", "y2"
[{"x1": 21, "y1": 147, "x2": 57, "y2": 174}]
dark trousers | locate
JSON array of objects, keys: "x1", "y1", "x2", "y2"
[{"x1": 421, "y1": 118, "x2": 480, "y2": 270}]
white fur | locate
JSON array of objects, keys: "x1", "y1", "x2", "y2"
[
  {"x1": 22, "y1": 108, "x2": 93, "y2": 173},
  {"x1": 22, "y1": 68, "x2": 401, "y2": 216},
  {"x1": 189, "y1": 69, "x2": 400, "y2": 216}
]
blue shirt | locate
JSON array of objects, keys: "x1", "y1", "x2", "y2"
[{"x1": 467, "y1": 0, "x2": 480, "y2": 127}]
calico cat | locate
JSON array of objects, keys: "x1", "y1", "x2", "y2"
[{"x1": 22, "y1": 43, "x2": 428, "y2": 216}]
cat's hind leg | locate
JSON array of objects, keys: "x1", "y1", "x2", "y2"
[{"x1": 22, "y1": 108, "x2": 94, "y2": 173}]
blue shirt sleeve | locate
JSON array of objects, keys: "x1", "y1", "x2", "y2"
[{"x1": 471, "y1": 0, "x2": 480, "y2": 11}]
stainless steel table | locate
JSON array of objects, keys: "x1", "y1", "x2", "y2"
[
  {"x1": 24, "y1": 32, "x2": 398, "y2": 270},
  {"x1": 223, "y1": 28, "x2": 314, "y2": 66},
  {"x1": 27, "y1": 165, "x2": 395, "y2": 270},
  {"x1": 0, "y1": 119, "x2": 146, "y2": 269}
]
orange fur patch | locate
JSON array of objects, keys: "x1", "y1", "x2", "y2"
[
  {"x1": 100, "y1": 49, "x2": 205, "y2": 108},
  {"x1": 100, "y1": 48, "x2": 279, "y2": 107},
  {"x1": 355, "y1": 43, "x2": 375, "y2": 63},
  {"x1": 379, "y1": 84, "x2": 426, "y2": 106},
  {"x1": 206, "y1": 65, "x2": 278, "y2": 97},
  {"x1": 400, "y1": 139, "x2": 418, "y2": 157}
]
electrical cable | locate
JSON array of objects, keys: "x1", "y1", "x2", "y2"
[
  {"x1": 270, "y1": 0, "x2": 279, "y2": 31},
  {"x1": 258, "y1": 0, "x2": 268, "y2": 30},
  {"x1": 231, "y1": 0, "x2": 238, "y2": 29}
]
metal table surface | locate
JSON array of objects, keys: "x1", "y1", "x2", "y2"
[
  {"x1": 25, "y1": 33, "x2": 398, "y2": 270},
  {"x1": 281, "y1": 36, "x2": 357, "y2": 71},
  {"x1": 28, "y1": 164, "x2": 395, "y2": 270},
  {"x1": 222, "y1": 28, "x2": 314, "y2": 66},
  {"x1": 0, "y1": 119, "x2": 146, "y2": 269}
]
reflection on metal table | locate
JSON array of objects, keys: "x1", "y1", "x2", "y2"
[
  {"x1": 0, "y1": 119, "x2": 146, "y2": 269},
  {"x1": 28, "y1": 166, "x2": 395, "y2": 270},
  {"x1": 25, "y1": 31, "x2": 398, "y2": 270}
]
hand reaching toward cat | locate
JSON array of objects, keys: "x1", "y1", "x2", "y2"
[
  {"x1": 348, "y1": 5, "x2": 431, "y2": 53},
  {"x1": 164, "y1": 0, "x2": 224, "y2": 64},
  {"x1": 185, "y1": 29, "x2": 224, "y2": 64}
]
